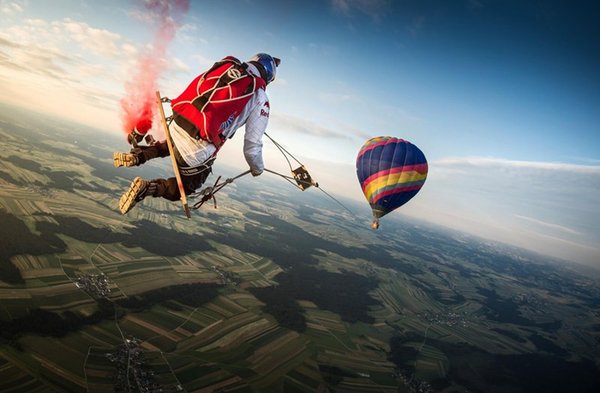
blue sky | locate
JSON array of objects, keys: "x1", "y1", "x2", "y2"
[{"x1": 0, "y1": 0, "x2": 599, "y2": 265}]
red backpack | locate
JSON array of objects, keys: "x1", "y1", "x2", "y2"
[{"x1": 171, "y1": 56, "x2": 266, "y2": 149}]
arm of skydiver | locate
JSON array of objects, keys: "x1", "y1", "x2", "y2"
[{"x1": 243, "y1": 91, "x2": 270, "y2": 176}]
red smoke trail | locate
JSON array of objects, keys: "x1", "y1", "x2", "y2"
[{"x1": 120, "y1": 0, "x2": 189, "y2": 138}]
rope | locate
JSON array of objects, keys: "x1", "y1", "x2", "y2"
[
  {"x1": 264, "y1": 132, "x2": 303, "y2": 170},
  {"x1": 191, "y1": 170, "x2": 251, "y2": 209},
  {"x1": 262, "y1": 135, "x2": 354, "y2": 215},
  {"x1": 190, "y1": 133, "x2": 354, "y2": 216},
  {"x1": 263, "y1": 168, "x2": 354, "y2": 215},
  {"x1": 264, "y1": 168, "x2": 309, "y2": 190}
]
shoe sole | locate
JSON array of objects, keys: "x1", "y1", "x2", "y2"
[
  {"x1": 119, "y1": 177, "x2": 144, "y2": 214},
  {"x1": 113, "y1": 152, "x2": 136, "y2": 168}
]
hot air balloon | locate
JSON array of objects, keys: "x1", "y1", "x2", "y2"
[{"x1": 356, "y1": 137, "x2": 428, "y2": 229}]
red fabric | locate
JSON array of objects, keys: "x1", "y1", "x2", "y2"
[
  {"x1": 170, "y1": 57, "x2": 266, "y2": 148},
  {"x1": 135, "y1": 117, "x2": 152, "y2": 133}
]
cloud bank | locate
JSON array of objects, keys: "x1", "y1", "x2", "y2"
[
  {"x1": 0, "y1": 5, "x2": 193, "y2": 132},
  {"x1": 408, "y1": 156, "x2": 600, "y2": 265}
]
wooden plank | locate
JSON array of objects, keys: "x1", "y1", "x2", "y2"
[{"x1": 155, "y1": 91, "x2": 190, "y2": 218}]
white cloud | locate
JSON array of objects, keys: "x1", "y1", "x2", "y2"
[
  {"x1": 0, "y1": 1, "x2": 23, "y2": 16},
  {"x1": 409, "y1": 155, "x2": 600, "y2": 265},
  {"x1": 127, "y1": 7, "x2": 153, "y2": 24},
  {"x1": 331, "y1": 0, "x2": 352, "y2": 15},
  {"x1": 318, "y1": 91, "x2": 362, "y2": 105},
  {"x1": 0, "y1": 17, "x2": 125, "y2": 80},
  {"x1": 177, "y1": 22, "x2": 204, "y2": 44},
  {"x1": 25, "y1": 17, "x2": 46, "y2": 27},
  {"x1": 0, "y1": 15, "x2": 136, "y2": 131},
  {"x1": 190, "y1": 53, "x2": 213, "y2": 68},
  {"x1": 306, "y1": 42, "x2": 339, "y2": 57},
  {"x1": 408, "y1": 15, "x2": 425, "y2": 36},
  {"x1": 513, "y1": 214, "x2": 581, "y2": 235},
  {"x1": 0, "y1": 31, "x2": 78, "y2": 82},
  {"x1": 121, "y1": 42, "x2": 139, "y2": 57},
  {"x1": 467, "y1": 0, "x2": 485, "y2": 10},
  {"x1": 434, "y1": 156, "x2": 600, "y2": 174},
  {"x1": 522, "y1": 231, "x2": 598, "y2": 253},
  {"x1": 60, "y1": 18, "x2": 122, "y2": 58},
  {"x1": 270, "y1": 112, "x2": 373, "y2": 142},
  {"x1": 271, "y1": 112, "x2": 348, "y2": 140},
  {"x1": 0, "y1": 1, "x2": 195, "y2": 134},
  {"x1": 330, "y1": 0, "x2": 391, "y2": 23},
  {"x1": 273, "y1": 77, "x2": 288, "y2": 87},
  {"x1": 569, "y1": 156, "x2": 600, "y2": 165},
  {"x1": 170, "y1": 57, "x2": 191, "y2": 74}
]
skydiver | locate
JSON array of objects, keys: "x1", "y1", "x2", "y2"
[{"x1": 113, "y1": 53, "x2": 280, "y2": 214}]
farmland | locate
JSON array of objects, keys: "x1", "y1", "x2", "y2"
[{"x1": 1, "y1": 106, "x2": 599, "y2": 392}]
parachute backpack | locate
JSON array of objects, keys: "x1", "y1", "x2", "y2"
[{"x1": 170, "y1": 56, "x2": 266, "y2": 150}]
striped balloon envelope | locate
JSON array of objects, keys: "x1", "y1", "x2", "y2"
[{"x1": 356, "y1": 136, "x2": 428, "y2": 229}]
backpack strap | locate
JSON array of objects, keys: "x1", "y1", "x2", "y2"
[
  {"x1": 191, "y1": 58, "x2": 253, "y2": 114},
  {"x1": 171, "y1": 57, "x2": 265, "y2": 147}
]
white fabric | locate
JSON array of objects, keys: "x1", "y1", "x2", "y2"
[
  {"x1": 170, "y1": 63, "x2": 269, "y2": 174},
  {"x1": 170, "y1": 122, "x2": 216, "y2": 166}
]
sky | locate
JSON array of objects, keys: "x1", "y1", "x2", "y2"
[{"x1": 0, "y1": 0, "x2": 599, "y2": 266}]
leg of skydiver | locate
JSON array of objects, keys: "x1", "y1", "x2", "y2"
[
  {"x1": 113, "y1": 140, "x2": 170, "y2": 167},
  {"x1": 118, "y1": 164, "x2": 213, "y2": 215}
]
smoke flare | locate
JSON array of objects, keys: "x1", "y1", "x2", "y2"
[{"x1": 120, "y1": 0, "x2": 189, "y2": 137}]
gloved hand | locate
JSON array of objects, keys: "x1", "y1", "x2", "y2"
[
  {"x1": 251, "y1": 168, "x2": 263, "y2": 177},
  {"x1": 127, "y1": 129, "x2": 144, "y2": 146}
]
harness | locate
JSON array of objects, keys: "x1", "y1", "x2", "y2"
[
  {"x1": 170, "y1": 56, "x2": 266, "y2": 151},
  {"x1": 179, "y1": 157, "x2": 215, "y2": 177}
]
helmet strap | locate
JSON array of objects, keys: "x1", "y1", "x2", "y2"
[{"x1": 248, "y1": 60, "x2": 269, "y2": 84}]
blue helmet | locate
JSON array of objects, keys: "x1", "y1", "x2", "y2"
[{"x1": 248, "y1": 53, "x2": 280, "y2": 84}]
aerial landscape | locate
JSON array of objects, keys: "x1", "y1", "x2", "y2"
[
  {"x1": 1, "y1": 1, "x2": 599, "y2": 392},
  {"x1": 1, "y1": 106, "x2": 599, "y2": 392}
]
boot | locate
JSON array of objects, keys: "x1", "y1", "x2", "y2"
[
  {"x1": 113, "y1": 152, "x2": 139, "y2": 168},
  {"x1": 119, "y1": 177, "x2": 158, "y2": 214}
]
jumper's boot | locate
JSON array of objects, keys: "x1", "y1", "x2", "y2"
[
  {"x1": 113, "y1": 152, "x2": 139, "y2": 168},
  {"x1": 119, "y1": 177, "x2": 158, "y2": 214}
]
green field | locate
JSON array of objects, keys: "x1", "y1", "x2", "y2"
[{"x1": 1, "y1": 113, "x2": 599, "y2": 392}]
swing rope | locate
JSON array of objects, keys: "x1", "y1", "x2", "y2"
[
  {"x1": 191, "y1": 133, "x2": 354, "y2": 215},
  {"x1": 191, "y1": 170, "x2": 251, "y2": 209},
  {"x1": 263, "y1": 168, "x2": 354, "y2": 215}
]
